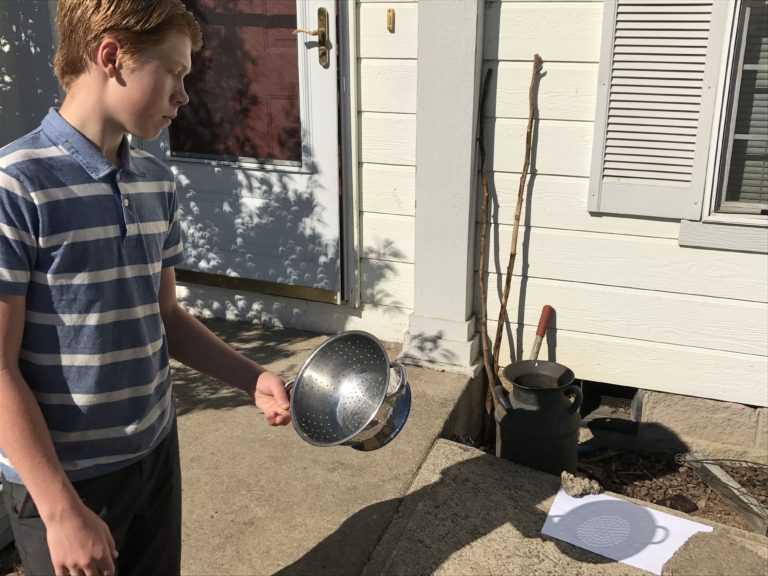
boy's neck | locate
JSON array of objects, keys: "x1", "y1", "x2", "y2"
[{"x1": 59, "y1": 85, "x2": 124, "y2": 166}]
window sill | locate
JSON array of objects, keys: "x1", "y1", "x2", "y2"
[{"x1": 679, "y1": 220, "x2": 768, "y2": 253}]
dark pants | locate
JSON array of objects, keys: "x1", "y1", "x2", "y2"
[{"x1": 1, "y1": 418, "x2": 182, "y2": 576}]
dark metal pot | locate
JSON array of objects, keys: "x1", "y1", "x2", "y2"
[{"x1": 494, "y1": 360, "x2": 582, "y2": 475}]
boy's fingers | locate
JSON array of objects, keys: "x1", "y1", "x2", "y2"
[
  {"x1": 268, "y1": 410, "x2": 291, "y2": 426},
  {"x1": 273, "y1": 382, "x2": 291, "y2": 410}
]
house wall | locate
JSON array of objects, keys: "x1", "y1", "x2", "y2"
[
  {"x1": 176, "y1": 0, "x2": 767, "y2": 407},
  {"x1": 479, "y1": 0, "x2": 768, "y2": 406},
  {"x1": 358, "y1": 0, "x2": 417, "y2": 329}
]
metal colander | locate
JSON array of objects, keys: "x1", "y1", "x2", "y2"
[{"x1": 289, "y1": 331, "x2": 406, "y2": 447}]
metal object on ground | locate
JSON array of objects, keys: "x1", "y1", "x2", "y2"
[
  {"x1": 681, "y1": 452, "x2": 768, "y2": 535},
  {"x1": 287, "y1": 331, "x2": 411, "y2": 451}
]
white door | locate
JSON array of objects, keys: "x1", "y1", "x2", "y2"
[
  {"x1": 143, "y1": 0, "x2": 342, "y2": 303},
  {"x1": 1, "y1": 0, "x2": 343, "y2": 303}
]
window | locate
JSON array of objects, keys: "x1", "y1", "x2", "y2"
[
  {"x1": 712, "y1": 0, "x2": 767, "y2": 216},
  {"x1": 589, "y1": 0, "x2": 729, "y2": 220},
  {"x1": 590, "y1": 0, "x2": 767, "y2": 252},
  {"x1": 170, "y1": 0, "x2": 301, "y2": 164}
]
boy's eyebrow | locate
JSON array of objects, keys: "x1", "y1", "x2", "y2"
[{"x1": 170, "y1": 58, "x2": 191, "y2": 74}]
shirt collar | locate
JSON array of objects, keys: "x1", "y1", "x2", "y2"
[{"x1": 41, "y1": 108, "x2": 145, "y2": 179}]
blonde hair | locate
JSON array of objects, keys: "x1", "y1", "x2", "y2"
[{"x1": 54, "y1": 0, "x2": 203, "y2": 89}]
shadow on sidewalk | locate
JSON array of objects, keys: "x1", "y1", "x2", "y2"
[
  {"x1": 273, "y1": 451, "x2": 633, "y2": 575},
  {"x1": 171, "y1": 319, "x2": 322, "y2": 416},
  {"x1": 275, "y1": 423, "x2": 694, "y2": 575}
]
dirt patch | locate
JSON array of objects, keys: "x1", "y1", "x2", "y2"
[{"x1": 577, "y1": 449, "x2": 768, "y2": 533}]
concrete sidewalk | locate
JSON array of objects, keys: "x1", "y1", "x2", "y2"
[
  {"x1": 177, "y1": 319, "x2": 768, "y2": 576},
  {"x1": 175, "y1": 319, "x2": 473, "y2": 575}
]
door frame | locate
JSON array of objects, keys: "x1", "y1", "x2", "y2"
[{"x1": 338, "y1": 0, "x2": 361, "y2": 308}]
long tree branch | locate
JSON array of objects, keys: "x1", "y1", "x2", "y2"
[
  {"x1": 476, "y1": 68, "x2": 498, "y2": 410},
  {"x1": 492, "y1": 54, "x2": 544, "y2": 375}
]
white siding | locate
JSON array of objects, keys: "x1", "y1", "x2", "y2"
[
  {"x1": 176, "y1": 282, "x2": 410, "y2": 342},
  {"x1": 360, "y1": 60, "x2": 417, "y2": 114},
  {"x1": 486, "y1": 320, "x2": 768, "y2": 408},
  {"x1": 488, "y1": 61, "x2": 599, "y2": 122},
  {"x1": 359, "y1": 2, "x2": 418, "y2": 59},
  {"x1": 173, "y1": 0, "x2": 767, "y2": 406},
  {"x1": 361, "y1": 164, "x2": 415, "y2": 216},
  {"x1": 487, "y1": 118, "x2": 593, "y2": 177},
  {"x1": 477, "y1": 0, "x2": 768, "y2": 405},
  {"x1": 485, "y1": 1, "x2": 603, "y2": 62},
  {"x1": 358, "y1": 0, "x2": 418, "y2": 327}
]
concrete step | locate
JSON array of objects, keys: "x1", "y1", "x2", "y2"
[
  {"x1": 172, "y1": 318, "x2": 477, "y2": 576},
  {"x1": 362, "y1": 439, "x2": 768, "y2": 575}
]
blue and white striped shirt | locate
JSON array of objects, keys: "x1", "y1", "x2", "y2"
[{"x1": 0, "y1": 109, "x2": 183, "y2": 482}]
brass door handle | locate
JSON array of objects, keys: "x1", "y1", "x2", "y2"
[{"x1": 293, "y1": 7, "x2": 329, "y2": 68}]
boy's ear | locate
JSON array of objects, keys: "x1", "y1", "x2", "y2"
[{"x1": 95, "y1": 37, "x2": 121, "y2": 78}]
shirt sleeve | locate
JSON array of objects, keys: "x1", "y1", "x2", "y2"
[
  {"x1": 0, "y1": 169, "x2": 38, "y2": 295},
  {"x1": 161, "y1": 182, "x2": 184, "y2": 269}
]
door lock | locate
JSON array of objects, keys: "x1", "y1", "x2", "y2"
[{"x1": 293, "y1": 7, "x2": 329, "y2": 68}]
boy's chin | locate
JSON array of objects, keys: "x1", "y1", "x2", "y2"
[
  {"x1": 129, "y1": 125, "x2": 166, "y2": 141},
  {"x1": 137, "y1": 129, "x2": 165, "y2": 141}
]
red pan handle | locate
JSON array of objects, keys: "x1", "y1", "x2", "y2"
[
  {"x1": 535, "y1": 305, "x2": 553, "y2": 338},
  {"x1": 529, "y1": 305, "x2": 554, "y2": 361}
]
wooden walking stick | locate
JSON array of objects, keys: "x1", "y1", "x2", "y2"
[
  {"x1": 492, "y1": 54, "x2": 544, "y2": 375},
  {"x1": 476, "y1": 67, "x2": 499, "y2": 411}
]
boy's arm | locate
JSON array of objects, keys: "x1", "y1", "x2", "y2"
[
  {"x1": 158, "y1": 267, "x2": 291, "y2": 425},
  {"x1": 0, "y1": 294, "x2": 117, "y2": 573}
]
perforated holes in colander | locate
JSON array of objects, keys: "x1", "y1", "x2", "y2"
[{"x1": 295, "y1": 332, "x2": 390, "y2": 444}]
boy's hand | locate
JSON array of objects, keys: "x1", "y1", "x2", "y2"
[
  {"x1": 253, "y1": 371, "x2": 291, "y2": 426},
  {"x1": 46, "y1": 502, "x2": 118, "y2": 576}
]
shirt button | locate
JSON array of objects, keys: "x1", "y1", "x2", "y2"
[{"x1": 123, "y1": 198, "x2": 130, "y2": 207}]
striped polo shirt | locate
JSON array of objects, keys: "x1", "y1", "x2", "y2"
[{"x1": 0, "y1": 109, "x2": 183, "y2": 483}]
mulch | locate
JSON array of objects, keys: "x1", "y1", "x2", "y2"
[{"x1": 577, "y1": 449, "x2": 768, "y2": 533}]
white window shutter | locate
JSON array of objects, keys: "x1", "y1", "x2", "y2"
[{"x1": 589, "y1": 0, "x2": 729, "y2": 219}]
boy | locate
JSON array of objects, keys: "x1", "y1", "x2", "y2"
[{"x1": 0, "y1": 1, "x2": 292, "y2": 574}]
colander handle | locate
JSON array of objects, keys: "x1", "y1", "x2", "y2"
[
  {"x1": 386, "y1": 362, "x2": 407, "y2": 398},
  {"x1": 284, "y1": 379, "x2": 294, "y2": 395}
]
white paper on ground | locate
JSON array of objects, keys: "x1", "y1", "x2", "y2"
[{"x1": 542, "y1": 489, "x2": 713, "y2": 575}]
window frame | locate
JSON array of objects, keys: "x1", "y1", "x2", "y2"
[
  {"x1": 588, "y1": 0, "x2": 766, "y2": 252},
  {"x1": 679, "y1": 0, "x2": 768, "y2": 255},
  {"x1": 588, "y1": 0, "x2": 729, "y2": 221},
  {"x1": 702, "y1": 0, "x2": 768, "y2": 225}
]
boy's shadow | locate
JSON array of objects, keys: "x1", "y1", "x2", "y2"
[{"x1": 274, "y1": 445, "x2": 623, "y2": 576}]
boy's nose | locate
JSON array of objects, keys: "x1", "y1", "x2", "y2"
[{"x1": 174, "y1": 84, "x2": 189, "y2": 106}]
